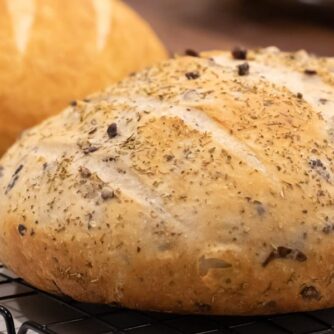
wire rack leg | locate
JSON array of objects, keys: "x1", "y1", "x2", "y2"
[
  {"x1": 17, "y1": 321, "x2": 56, "y2": 334},
  {"x1": 0, "y1": 305, "x2": 16, "y2": 334}
]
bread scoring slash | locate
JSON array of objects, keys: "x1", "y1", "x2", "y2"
[{"x1": 0, "y1": 48, "x2": 334, "y2": 315}]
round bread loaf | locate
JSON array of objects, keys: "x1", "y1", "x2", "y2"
[
  {"x1": 0, "y1": 48, "x2": 334, "y2": 315},
  {"x1": 0, "y1": 0, "x2": 166, "y2": 156}
]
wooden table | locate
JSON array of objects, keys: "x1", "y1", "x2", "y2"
[{"x1": 125, "y1": 0, "x2": 334, "y2": 57}]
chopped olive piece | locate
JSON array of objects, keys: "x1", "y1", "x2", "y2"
[
  {"x1": 304, "y1": 69, "x2": 317, "y2": 75},
  {"x1": 237, "y1": 63, "x2": 250, "y2": 76},
  {"x1": 300, "y1": 286, "x2": 320, "y2": 300},
  {"x1": 107, "y1": 123, "x2": 118, "y2": 138},
  {"x1": 101, "y1": 189, "x2": 114, "y2": 201},
  {"x1": 263, "y1": 246, "x2": 307, "y2": 267},
  {"x1": 185, "y1": 49, "x2": 199, "y2": 57},
  {"x1": 232, "y1": 47, "x2": 247, "y2": 60},
  {"x1": 18, "y1": 224, "x2": 27, "y2": 236}
]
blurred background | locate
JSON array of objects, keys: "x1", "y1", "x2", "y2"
[{"x1": 125, "y1": 0, "x2": 334, "y2": 56}]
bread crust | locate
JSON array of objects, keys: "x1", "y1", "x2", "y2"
[
  {"x1": 0, "y1": 0, "x2": 166, "y2": 155},
  {"x1": 0, "y1": 48, "x2": 334, "y2": 315}
]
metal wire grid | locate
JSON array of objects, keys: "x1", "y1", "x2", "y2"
[{"x1": 1, "y1": 265, "x2": 334, "y2": 334}]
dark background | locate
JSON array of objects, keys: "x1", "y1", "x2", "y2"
[{"x1": 125, "y1": 0, "x2": 334, "y2": 57}]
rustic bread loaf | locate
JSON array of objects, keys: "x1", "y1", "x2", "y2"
[
  {"x1": 0, "y1": 0, "x2": 166, "y2": 155},
  {"x1": 0, "y1": 48, "x2": 334, "y2": 315}
]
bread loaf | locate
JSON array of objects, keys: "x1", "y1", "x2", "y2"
[
  {"x1": 0, "y1": 0, "x2": 166, "y2": 155},
  {"x1": 0, "y1": 47, "x2": 334, "y2": 315}
]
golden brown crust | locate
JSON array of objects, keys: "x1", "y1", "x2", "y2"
[
  {"x1": 0, "y1": 0, "x2": 167, "y2": 155},
  {"x1": 0, "y1": 48, "x2": 334, "y2": 315}
]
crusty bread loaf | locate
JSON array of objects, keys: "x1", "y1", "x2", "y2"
[
  {"x1": 0, "y1": 47, "x2": 334, "y2": 315},
  {"x1": 0, "y1": 0, "x2": 166, "y2": 156}
]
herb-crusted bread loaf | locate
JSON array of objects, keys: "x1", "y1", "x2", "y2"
[
  {"x1": 0, "y1": 0, "x2": 166, "y2": 155},
  {"x1": 0, "y1": 48, "x2": 334, "y2": 315}
]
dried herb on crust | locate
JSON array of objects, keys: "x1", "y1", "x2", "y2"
[
  {"x1": 185, "y1": 71, "x2": 200, "y2": 80},
  {"x1": 79, "y1": 166, "x2": 92, "y2": 178},
  {"x1": 77, "y1": 140, "x2": 99, "y2": 155},
  {"x1": 309, "y1": 159, "x2": 330, "y2": 182},
  {"x1": 5, "y1": 164, "x2": 24, "y2": 194},
  {"x1": 83, "y1": 146, "x2": 99, "y2": 154},
  {"x1": 323, "y1": 223, "x2": 334, "y2": 234}
]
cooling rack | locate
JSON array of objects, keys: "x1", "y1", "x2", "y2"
[{"x1": 1, "y1": 264, "x2": 334, "y2": 334}]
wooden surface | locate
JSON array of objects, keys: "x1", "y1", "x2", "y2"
[{"x1": 125, "y1": 0, "x2": 334, "y2": 57}]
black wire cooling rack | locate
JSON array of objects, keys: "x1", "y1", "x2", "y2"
[{"x1": 1, "y1": 264, "x2": 334, "y2": 334}]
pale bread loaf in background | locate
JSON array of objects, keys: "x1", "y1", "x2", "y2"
[
  {"x1": 0, "y1": 0, "x2": 166, "y2": 155},
  {"x1": 0, "y1": 48, "x2": 334, "y2": 315}
]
